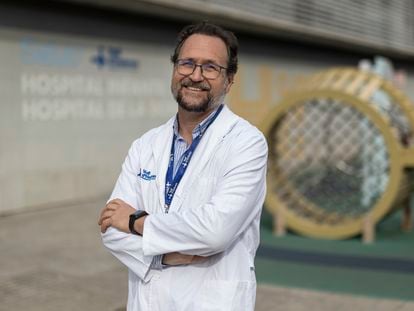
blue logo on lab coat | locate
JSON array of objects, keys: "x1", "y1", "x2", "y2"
[{"x1": 137, "y1": 169, "x2": 156, "y2": 181}]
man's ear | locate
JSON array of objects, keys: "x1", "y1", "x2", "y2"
[{"x1": 225, "y1": 75, "x2": 234, "y2": 93}]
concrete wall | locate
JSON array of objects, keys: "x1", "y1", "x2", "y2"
[{"x1": 1, "y1": 2, "x2": 413, "y2": 214}]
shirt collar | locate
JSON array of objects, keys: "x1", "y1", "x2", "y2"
[{"x1": 173, "y1": 105, "x2": 221, "y2": 140}]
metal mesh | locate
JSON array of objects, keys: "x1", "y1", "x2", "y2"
[{"x1": 269, "y1": 98, "x2": 389, "y2": 224}]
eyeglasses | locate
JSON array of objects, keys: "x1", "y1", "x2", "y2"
[{"x1": 175, "y1": 59, "x2": 227, "y2": 80}]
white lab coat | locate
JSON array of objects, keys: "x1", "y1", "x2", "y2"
[{"x1": 102, "y1": 105, "x2": 268, "y2": 311}]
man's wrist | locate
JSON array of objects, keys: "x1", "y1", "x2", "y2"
[
  {"x1": 133, "y1": 215, "x2": 147, "y2": 235},
  {"x1": 129, "y1": 210, "x2": 148, "y2": 235}
]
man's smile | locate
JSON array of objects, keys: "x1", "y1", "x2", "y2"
[{"x1": 185, "y1": 86, "x2": 206, "y2": 92}]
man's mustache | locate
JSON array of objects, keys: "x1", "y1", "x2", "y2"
[{"x1": 180, "y1": 79, "x2": 210, "y2": 91}]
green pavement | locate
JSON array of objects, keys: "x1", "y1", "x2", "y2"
[{"x1": 256, "y1": 209, "x2": 414, "y2": 301}]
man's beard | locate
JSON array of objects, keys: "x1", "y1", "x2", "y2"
[
  {"x1": 173, "y1": 79, "x2": 215, "y2": 113},
  {"x1": 176, "y1": 91, "x2": 213, "y2": 112}
]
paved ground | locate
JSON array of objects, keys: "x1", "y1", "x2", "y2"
[{"x1": 1, "y1": 201, "x2": 413, "y2": 311}]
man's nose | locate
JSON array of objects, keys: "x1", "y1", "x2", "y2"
[{"x1": 189, "y1": 65, "x2": 204, "y2": 81}]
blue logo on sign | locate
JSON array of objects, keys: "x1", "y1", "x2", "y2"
[
  {"x1": 91, "y1": 46, "x2": 139, "y2": 70},
  {"x1": 137, "y1": 169, "x2": 156, "y2": 181},
  {"x1": 20, "y1": 38, "x2": 83, "y2": 67}
]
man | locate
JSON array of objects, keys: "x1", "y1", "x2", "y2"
[{"x1": 98, "y1": 22, "x2": 268, "y2": 310}]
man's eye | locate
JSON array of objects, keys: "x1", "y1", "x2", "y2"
[
  {"x1": 203, "y1": 64, "x2": 219, "y2": 72},
  {"x1": 180, "y1": 61, "x2": 194, "y2": 68}
]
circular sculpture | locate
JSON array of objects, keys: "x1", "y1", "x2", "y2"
[{"x1": 261, "y1": 68, "x2": 414, "y2": 239}]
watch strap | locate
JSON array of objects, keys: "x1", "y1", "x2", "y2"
[{"x1": 129, "y1": 210, "x2": 148, "y2": 235}]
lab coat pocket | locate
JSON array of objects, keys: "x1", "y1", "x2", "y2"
[{"x1": 200, "y1": 280, "x2": 256, "y2": 311}]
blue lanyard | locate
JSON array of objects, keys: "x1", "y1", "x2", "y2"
[{"x1": 164, "y1": 104, "x2": 223, "y2": 213}]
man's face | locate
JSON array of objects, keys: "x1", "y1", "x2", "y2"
[{"x1": 171, "y1": 34, "x2": 234, "y2": 113}]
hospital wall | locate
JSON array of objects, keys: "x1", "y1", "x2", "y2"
[{"x1": 1, "y1": 3, "x2": 414, "y2": 214}]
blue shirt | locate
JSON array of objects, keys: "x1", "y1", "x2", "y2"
[{"x1": 172, "y1": 107, "x2": 220, "y2": 177}]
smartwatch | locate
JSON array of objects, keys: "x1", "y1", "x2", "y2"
[{"x1": 129, "y1": 210, "x2": 148, "y2": 236}]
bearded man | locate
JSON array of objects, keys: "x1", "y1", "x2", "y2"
[{"x1": 99, "y1": 21, "x2": 268, "y2": 311}]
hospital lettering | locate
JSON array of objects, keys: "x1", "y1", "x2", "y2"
[
  {"x1": 21, "y1": 73, "x2": 103, "y2": 96},
  {"x1": 105, "y1": 78, "x2": 165, "y2": 97},
  {"x1": 22, "y1": 99, "x2": 105, "y2": 121},
  {"x1": 20, "y1": 72, "x2": 173, "y2": 121}
]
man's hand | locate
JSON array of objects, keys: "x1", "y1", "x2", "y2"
[
  {"x1": 98, "y1": 199, "x2": 136, "y2": 233},
  {"x1": 162, "y1": 252, "x2": 207, "y2": 266}
]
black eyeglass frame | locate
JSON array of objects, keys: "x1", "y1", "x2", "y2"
[{"x1": 174, "y1": 59, "x2": 228, "y2": 80}]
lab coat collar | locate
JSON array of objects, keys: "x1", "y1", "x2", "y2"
[{"x1": 152, "y1": 104, "x2": 240, "y2": 212}]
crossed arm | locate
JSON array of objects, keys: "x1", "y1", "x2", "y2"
[
  {"x1": 98, "y1": 199, "x2": 204, "y2": 265},
  {"x1": 99, "y1": 131, "x2": 267, "y2": 275}
]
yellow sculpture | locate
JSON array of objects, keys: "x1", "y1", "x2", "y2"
[{"x1": 260, "y1": 68, "x2": 414, "y2": 241}]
